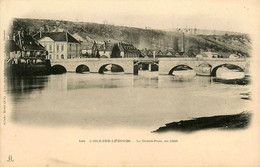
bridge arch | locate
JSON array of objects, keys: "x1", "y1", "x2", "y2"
[
  {"x1": 51, "y1": 64, "x2": 67, "y2": 74},
  {"x1": 76, "y1": 64, "x2": 90, "y2": 73},
  {"x1": 98, "y1": 63, "x2": 125, "y2": 74},
  {"x1": 168, "y1": 64, "x2": 194, "y2": 75},
  {"x1": 211, "y1": 64, "x2": 244, "y2": 77}
]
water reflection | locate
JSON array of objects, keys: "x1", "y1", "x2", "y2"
[
  {"x1": 216, "y1": 67, "x2": 245, "y2": 79},
  {"x1": 134, "y1": 71, "x2": 159, "y2": 88},
  {"x1": 6, "y1": 75, "x2": 49, "y2": 94},
  {"x1": 6, "y1": 72, "x2": 250, "y2": 128}
]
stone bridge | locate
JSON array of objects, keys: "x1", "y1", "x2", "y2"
[
  {"x1": 51, "y1": 58, "x2": 135, "y2": 74},
  {"x1": 51, "y1": 57, "x2": 250, "y2": 76},
  {"x1": 159, "y1": 58, "x2": 250, "y2": 76}
]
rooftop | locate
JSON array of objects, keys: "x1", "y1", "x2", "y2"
[
  {"x1": 14, "y1": 34, "x2": 45, "y2": 51},
  {"x1": 34, "y1": 32, "x2": 80, "y2": 43}
]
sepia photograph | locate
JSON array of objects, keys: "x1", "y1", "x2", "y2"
[{"x1": 1, "y1": 0, "x2": 260, "y2": 166}]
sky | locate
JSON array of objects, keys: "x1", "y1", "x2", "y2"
[{"x1": 1, "y1": 0, "x2": 260, "y2": 33}]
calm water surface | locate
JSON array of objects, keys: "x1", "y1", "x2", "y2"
[{"x1": 6, "y1": 71, "x2": 250, "y2": 130}]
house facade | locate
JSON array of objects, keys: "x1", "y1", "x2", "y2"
[
  {"x1": 34, "y1": 32, "x2": 80, "y2": 60},
  {"x1": 117, "y1": 42, "x2": 141, "y2": 58},
  {"x1": 9, "y1": 31, "x2": 47, "y2": 63}
]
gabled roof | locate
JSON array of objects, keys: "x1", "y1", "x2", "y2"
[
  {"x1": 165, "y1": 50, "x2": 175, "y2": 55},
  {"x1": 156, "y1": 50, "x2": 164, "y2": 55},
  {"x1": 163, "y1": 50, "x2": 182, "y2": 57},
  {"x1": 34, "y1": 32, "x2": 80, "y2": 43},
  {"x1": 14, "y1": 34, "x2": 45, "y2": 51},
  {"x1": 146, "y1": 50, "x2": 153, "y2": 55}
]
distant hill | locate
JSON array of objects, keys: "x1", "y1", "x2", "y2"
[
  {"x1": 9, "y1": 18, "x2": 251, "y2": 57},
  {"x1": 164, "y1": 28, "x2": 244, "y2": 36}
]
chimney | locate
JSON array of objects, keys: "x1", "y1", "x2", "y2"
[{"x1": 153, "y1": 50, "x2": 156, "y2": 59}]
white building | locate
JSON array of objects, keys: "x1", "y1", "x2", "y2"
[{"x1": 34, "y1": 31, "x2": 80, "y2": 60}]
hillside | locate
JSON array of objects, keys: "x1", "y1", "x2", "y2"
[{"x1": 9, "y1": 18, "x2": 251, "y2": 57}]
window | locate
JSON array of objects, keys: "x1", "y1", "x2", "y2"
[
  {"x1": 61, "y1": 45, "x2": 64, "y2": 51},
  {"x1": 70, "y1": 44, "x2": 72, "y2": 51},
  {"x1": 49, "y1": 55, "x2": 52, "y2": 59},
  {"x1": 56, "y1": 55, "x2": 59, "y2": 59},
  {"x1": 49, "y1": 45, "x2": 52, "y2": 51},
  {"x1": 68, "y1": 55, "x2": 71, "y2": 59},
  {"x1": 57, "y1": 45, "x2": 59, "y2": 51},
  {"x1": 61, "y1": 54, "x2": 64, "y2": 59}
]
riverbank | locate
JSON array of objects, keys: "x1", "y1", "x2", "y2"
[{"x1": 153, "y1": 112, "x2": 252, "y2": 133}]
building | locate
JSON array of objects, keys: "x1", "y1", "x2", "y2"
[
  {"x1": 34, "y1": 31, "x2": 80, "y2": 60},
  {"x1": 5, "y1": 39, "x2": 22, "y2": 61},
  {"x1": 110, "y1": 42, "x2": 141, "y2": 58},
  {"x1": 118, "y1": 42, "x2": 141, "y2": 58},
  {"x1": 141, "y1": 49, "x2": 153, "y2": 58},
  {"x1": 12, "y1": 31, "x2": 47, "y2": 63},
  {"x1": 5, "y1": 30, "x2": 50, "y2": 75},
  {"x1": 156, "y1": 50, "x2": 181, "y2": 58},
  {"x1": 98, "y1": 41, "x2": 114, "y2": 58},
  {"x1": 81, "y1": 42, "x2": 94, "y2": 57},
  {"x1": 82, "y1": 41, "x2": 141, "y2": 58},
  {"x1": 156, "y1": 50, "x2": 164, "y2": 57}
]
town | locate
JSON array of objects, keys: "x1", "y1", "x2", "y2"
[{"x1": 4, "y1": 19, "x2": 250, "y2": 77}]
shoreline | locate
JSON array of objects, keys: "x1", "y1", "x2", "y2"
[{"x1": 153, "y1": 111, "x2": 252, "y2": 133}]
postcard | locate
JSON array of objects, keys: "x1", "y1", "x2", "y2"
[{"x1": 1, "y1": 0, "x2": 260, "y2": 166}]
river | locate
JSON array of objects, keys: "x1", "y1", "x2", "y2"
[{"x1": 5, "y1": 69, "x2": 250, "y2": 131}]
